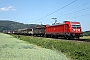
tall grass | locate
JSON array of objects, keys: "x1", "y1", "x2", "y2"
[
  {"x1": 12, "y1": 34, "x2": 90, "y2": 60},
  {"x1": 0, "y1": 33, "x2": 68, "y2": 60}
]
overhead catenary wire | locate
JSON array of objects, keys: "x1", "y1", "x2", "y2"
[
  {"x1": 58, "y1": 7, "x2": 90, "y2": 17},
  {"x1": 31, "y1": 0, "x2": 90, "y2": 24},
  {"x1": 67, "y1": 14, "x2": 90, "y2": 19},
  {"x1": 57, "y1": 2, "x2": 90, "y2": 17},
  {"x1": 31, "y1": 0, "x2": 77, "y2": 23},
  {"x1": 40, "y1": 2, "x2": 90, "y2": 24}
]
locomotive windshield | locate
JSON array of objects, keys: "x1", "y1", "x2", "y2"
[{"x1": 72, "y1": 24, "x2": 81, "y2": 28}]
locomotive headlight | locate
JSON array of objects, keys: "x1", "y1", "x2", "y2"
[
  {"x1": 78, "y1": 29, "x2": 80, "y2": 32},
  {"x1": 73, "y1": 29, "x2": 75, "y2": 31},
  {"x1": 72, "y1": 29, "x2": 75, "y2": 32}
]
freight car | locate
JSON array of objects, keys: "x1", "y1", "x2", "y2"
[
  {"x1": 45, "y1": 21, "x2": 83, "y2": 39},
  {"x1": 33, "y1": 25, "x2": 45, "y2": 36},
  {"x1": 14, "y1": 28, "x2": 33, "y2": 35},
  {"x1": 13, "y1": 25, "x2": 46, "y2": 36}
]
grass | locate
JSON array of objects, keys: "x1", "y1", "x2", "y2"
[
  {"x1": 0, "y1": 33, "x2": 68, "y2": 60},
  {"x1": 80, "y1": 36, "x2": 90, "y2": 39},
  {"x1": 12, "y1": 34, "x2": 90, "y2": 60}
]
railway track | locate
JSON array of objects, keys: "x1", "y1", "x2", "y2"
[
  {"x1": 10, "y1": 33, "x2": 90, "y2": 43},
  {"x1": 25, "y1": 35, "x2": 90, "y2": 43},
  {"x1": 53, "y1": 37, "x2": 90, "y2": 43}
]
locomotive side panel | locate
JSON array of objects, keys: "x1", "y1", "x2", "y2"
[
  {"x1": 46, "y1": 24, "x2": 69, "y2": 34},
  {"x1": 45, "y1": 24, "x2": 70, "y2": 38},
  {"x1": 54, "y1": 25, "x2": 64, "y2": 33}
]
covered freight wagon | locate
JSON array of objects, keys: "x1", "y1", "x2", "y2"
[{"x1": 33, "y1": 25, "x2": 46, "y2": 36}]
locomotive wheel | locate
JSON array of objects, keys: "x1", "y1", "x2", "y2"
[
  {"x1": 55, "y1": 35, "x2": 58, "y2": 38},
  {"x1": 44, "y1": 34, "x2": 48, "y2": 38},
  {"x1": 64, "y1": 35, "x2": 69, "y2": 39}
]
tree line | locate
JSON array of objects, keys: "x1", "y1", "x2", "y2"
[{"x1": 83, "y1": 30, "x2": 90, "y2": 36}]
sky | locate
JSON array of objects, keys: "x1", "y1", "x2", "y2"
[{"x1": 0, "y1": 0, "x2": 90, "y2": 31}]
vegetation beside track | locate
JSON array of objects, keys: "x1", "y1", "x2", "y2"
[
  {"x1": 12, "y1": 34, "x2": 90, "y2": 60},
  {"x1": 80, "y1": 36, "x2": 90, "y2": 39}
]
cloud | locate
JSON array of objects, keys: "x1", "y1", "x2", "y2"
[{"x1": 0, "y1": 6, "x2": 16, "y2": 11}]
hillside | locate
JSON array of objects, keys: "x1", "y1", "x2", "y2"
[{"x1": 0, "y1": 20, "x2": 40, "y2": 32}]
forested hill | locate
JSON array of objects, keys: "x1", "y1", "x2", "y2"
[{"x1": 0, "y1": 20, "x2": 40, "y2": 32}]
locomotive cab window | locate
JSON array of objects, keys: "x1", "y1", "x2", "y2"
[{"x1": 72, "y1": 24, "x2": 81, "y2": 28}]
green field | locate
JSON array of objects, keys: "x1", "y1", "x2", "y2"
[
  {"x1": 12, "y1": 34, "x2": 90, "y2": 60},
  {"x1": 0, "y1": 33, "x2": 68, "y2": 60},
  {"x1": 81, "y1": 36, "x2": 90, "y2": 39}
]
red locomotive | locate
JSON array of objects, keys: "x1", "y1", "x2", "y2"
[{"x1": 45, "y1": 21, "x2": 83, "y2": 39}]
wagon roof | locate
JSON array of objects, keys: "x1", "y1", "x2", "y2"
[{"x1": 18, "y1": 28, "x2": 33, "y2": 31}]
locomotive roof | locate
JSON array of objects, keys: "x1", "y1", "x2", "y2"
[
  {"x1": 46, "y1": 23, "x2": 65, "y2": 27},
  {"x1": 46, "y1": 21, "x2": 80, "y2": 27}
]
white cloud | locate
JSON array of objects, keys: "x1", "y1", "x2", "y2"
[
  {"x1": 8, "y1": 6, "x2": 13, "y2": 9},
  {"x1": 0, "y1": 6, "x2": 16, "y2": 11}
]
